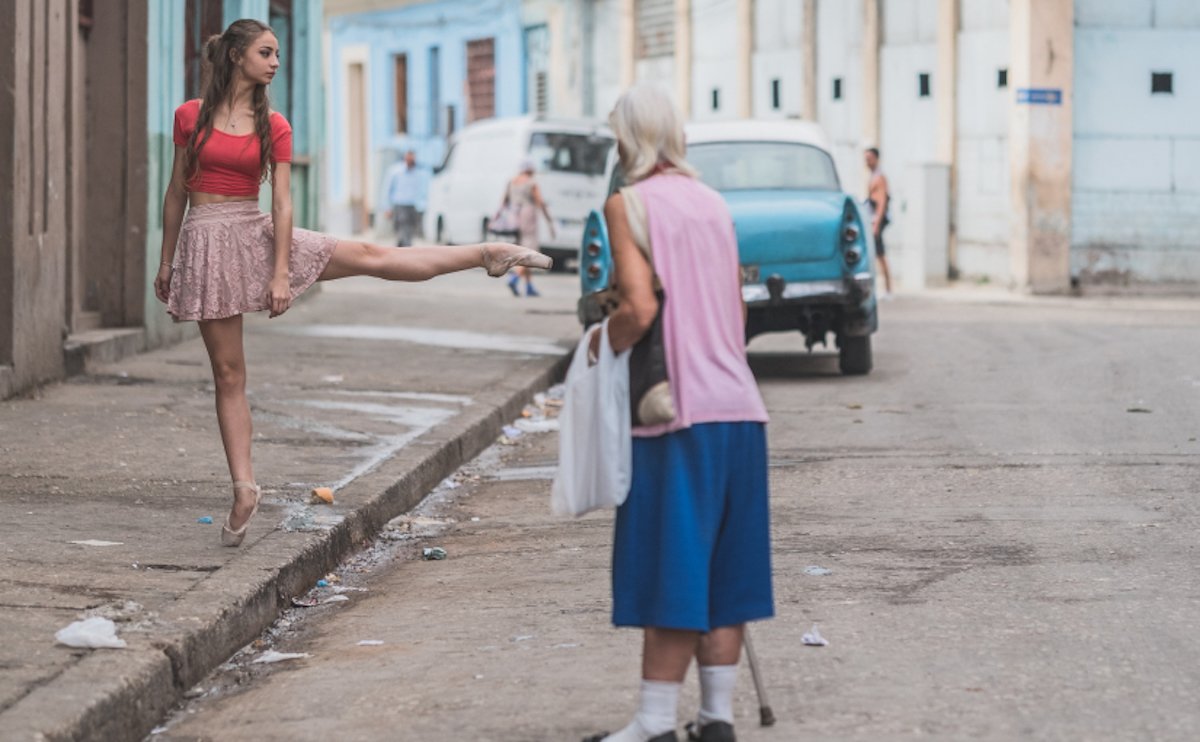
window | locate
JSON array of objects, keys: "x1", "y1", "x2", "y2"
[
  {"x1": 465, "y1": 37, "x2": 495, "y2": 122},
  {"x1": 527, "y1": 132, "x2": 614, "y2": 176},
  {"x1": 771, "y1": 79, "x2": 781, "y2": 110},
  {"x1": 918, "y1": 72, "x2": 931, "y2": 98},
  {"x1": 78, "y1": 0, "x2": 94, "y2": 32},
  {"x1": 635, "y1": 0, "x2": 674, "y2": 60},
  {"x1": 832, "y1": 78, "x2": 843, "y2": 100},
  {"x1": 711, "y1": 88, "x2": 720, "y2": 111},
  {"x1": 1151, "y1": 72, "x2": 1173, "y2": 95},
  {"x1": 524, "y1": 25, "x2": 550, "y2": 115},
  {"x1": 689, "y1": 142, "x2": 841, "y2": 192},
  {"x1": 184, "y1": 0, "x2": 224, "y2": 99},
  {"x1": 997, "y1": 68, "x2": 1008, "y2": 89},
  {"x1": 429, "y1": 46, "x2": 441, "y2": 135},
  {"x1": 394, "y1": 54, "x2": 408, "y2": 134}
]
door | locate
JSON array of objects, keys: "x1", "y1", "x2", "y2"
[{"x1": 347, "y1": 62, "x2": 369, "y2": 233}]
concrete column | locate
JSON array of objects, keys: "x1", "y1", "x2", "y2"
[
  {"x1": 936, "y1": 0, "x2": 958, "y2": 277},
  {"x1": 862, "y1": 0, "x2": 880, "y2": 146},
  {"x1": 737, "y1": 0, "x2": 753, "y2": 117},
  {"x1": 619, "y1": 0, "x2": 635, "y2": 88},
  {"x1": 674, "y1": 0, "x2": 691, "y2": 116},
  {"x1": 1008, "y1": 0, "x2": 1073, "y2": 293},
  {"x1": 802, "y1": 0, "x2": 817, "y2": 121}
]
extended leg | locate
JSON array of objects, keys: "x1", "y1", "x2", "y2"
[{"x1": 318, "y1": 239, "x2": 550, "y2": 282}]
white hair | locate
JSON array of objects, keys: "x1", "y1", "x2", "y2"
[{"x1": 608, "y1": 83, "x2": 697, "y2": 184}]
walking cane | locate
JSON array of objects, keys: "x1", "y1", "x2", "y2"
[{"x1": 743, "y1": 627, "x2": 776, "y2": 726}]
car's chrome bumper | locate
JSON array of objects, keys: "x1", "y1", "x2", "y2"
[{"x1": 742, "y1": 272, "x2": 874, "y2": 307}]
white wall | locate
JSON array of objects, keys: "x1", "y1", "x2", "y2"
[
  {"x1": 815, "y1": 0, "x2": 865, "y2": 198},
  {"x1": 752, "y1": 0, "x2": 805, "y2": 119},
  {"x1": 1072, "y1": 0, "x2": 1200, "y2": 284},
  {"x1": 955, "y1": 0, "x2": 1010, "y2": 281},
  {"x1": 691, "y1": 0, "x2": 739, "y2": 121},
  {"x1": 878, "y1": 0, "x2": 938, "y2": 288}
]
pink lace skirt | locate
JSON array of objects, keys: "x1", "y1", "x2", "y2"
[{"x1": 167, "y1": 201, "x2": 338, "y2": 322}]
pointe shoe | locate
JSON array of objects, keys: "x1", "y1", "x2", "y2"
[
  {"x1": 482, "y1": 243, "x2": 553, "y2": 277},
  {"x1": 221, "y1": 481, "x2": 262, "y2": 547}
]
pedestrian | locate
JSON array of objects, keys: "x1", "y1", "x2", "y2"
[
  {"x1": 495, "y1": 158, "x2": 555, "y2": 297},
  {"x1": 864, "y1": 146, "x2": 893, "y2": 297},
  {"x1": 383, "y1": 149, "x2": 426, "y2": 247},
  {"x1": 582, "y1": 83, "x2": 773, "y2": 742},
  {"x1": 153, "y1": 19, "x2": 548, "y2": 548}
]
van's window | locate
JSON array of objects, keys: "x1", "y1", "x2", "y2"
[
  {"x1": 688, "y1": 142, "x2": 840, "y2": 191},
  {"x1": 437, "y1": 143, "x2": 456, "y2": 172},
  {"x1": 528, "y1": 132, "x2": 613, "y2": 176}
]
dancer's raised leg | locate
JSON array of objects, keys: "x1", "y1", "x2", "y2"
[
  {"x1": 318, "y1": 239, "x2": 551, "y2": 282},
  {"x1": 198, "y1": 315, "x2": 258, "y2": 531}
]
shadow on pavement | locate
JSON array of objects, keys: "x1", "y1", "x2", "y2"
[{"x1": 748, "y1": 351, "x2": 842, "y2": 379}]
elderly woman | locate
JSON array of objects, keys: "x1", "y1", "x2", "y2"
[{"x1": 584, "y1": 84, "x2": 772, "y2": 742}]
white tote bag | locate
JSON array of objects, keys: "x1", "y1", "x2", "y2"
[{"x1": 551, "y1": 319, "x2": 632, "y2": 517}]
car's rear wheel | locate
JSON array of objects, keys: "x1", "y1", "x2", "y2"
[{"x1": 839, "y1": 335, "x2": 872, "y2": 375}]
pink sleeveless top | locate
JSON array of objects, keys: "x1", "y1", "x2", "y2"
[{"x1": 632, "y1": 173, "x2": 769, "y2": 437}]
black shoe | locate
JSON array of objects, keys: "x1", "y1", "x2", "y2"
[
  {"x1": 685, "y1": 720, "x2": 736, "y2": 742},
  {"x1": 582, "y1": 732, "x2": 679, "y2": 742}
]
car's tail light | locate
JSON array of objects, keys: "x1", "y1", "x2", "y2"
[
  {"x1": 845, "y1": 246, "x2": 862, "y2": 264},
  {"x1": 587, "y1": 263, "x2": 602, "y2": 280},
  {"x1": 843, "y1": 224, "x2": 859, "y2": 243},
  {"x1": 586, "y1": 240, "x2": 602, "y2": 257}
]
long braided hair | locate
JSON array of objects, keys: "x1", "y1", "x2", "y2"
[{"x1": 182, "y1": 19, "x2": 276, "y2": 188}]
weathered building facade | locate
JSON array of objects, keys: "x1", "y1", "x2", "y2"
[{"x1": 0, "y1": 0, "x2": 324, "y2": 400}]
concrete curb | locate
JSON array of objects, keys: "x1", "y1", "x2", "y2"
[{"x1": 1, "y1": 349, "x2": 572, "y2": 742}]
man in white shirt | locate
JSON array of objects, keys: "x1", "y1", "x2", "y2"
[{"x1": 383, "y1": 150, "x2": 427, "y2": 247}]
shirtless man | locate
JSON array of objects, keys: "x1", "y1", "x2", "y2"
[{"x1": 864, "y1": 147, "x2": 893, "y2": 296}]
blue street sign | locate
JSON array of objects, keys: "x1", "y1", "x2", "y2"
[{"x1": 1017, "y1": 88, "x2": 1063, "y2": 105}]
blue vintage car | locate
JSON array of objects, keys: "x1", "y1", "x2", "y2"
[{"x1": 578, "y1": 120, "x2": 878, "y2": 374}]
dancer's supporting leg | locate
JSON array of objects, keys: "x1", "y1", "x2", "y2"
[{"x1": 198, "y1": 315, "x2": 258, "y2": 530}]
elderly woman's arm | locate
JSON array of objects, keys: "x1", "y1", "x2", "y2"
[{"x1": 600, "y1": 192, "x2": 659, "y2": 354}]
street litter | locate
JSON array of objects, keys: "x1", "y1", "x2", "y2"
[
  {"x1": 252, "y1": 650, "x2": 311, "y2": 664},
  {"x1": 197, "y1": 516, "x2": 213, "y2": 524},
  {"x1": 69, "y1": 540, "x2": 124, "y2": 547},
  {"x1": 323, "y1": 595, "x2": 350, "y2": 604},
  {"x1": 357, "y1": 640, "x2": 384, "y2": 646},
  {"x1": 324, "y1": 573, "x2": 341, "y2": 584},
  {"x1": 331, "y1": 585, "x2": 368, "y2": 594},
  {"x1": 322, "y1": 374, "x2": 344, "y2": 383},
  {"x1": 291, "y1": 597, "x2": 320, "y2": 608},
  {"x1": 502, "y1": 425, "x2": 524, "y2": 439},
  {"x1": 802, "y1": 625, "x2": 829, "y2": 647},
  {"x1": 471, "y1": 517, "x2": 481, "y2": 522},
  {"x1": 422, "y1": 547, "x2": 448, "y2": 560},
  {"x1": 55, "y1": 617, "x2": 127, "y2": 649},
  {"x1": 803, "y1": 566, "x2": 833, "y2": 576},
  {"x1": 514, "y1": 417, "x2": 560, "y2": 433},
  {"x1": 310, "y1": 487, "x2": 334, "y2": 505},
  {"x1": 316, "y1": 579, "x2": 329, "y2": 588}
]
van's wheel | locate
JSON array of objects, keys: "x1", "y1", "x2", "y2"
[
  {"x1": 838, "y1": 335, "x2": 872, "y2": 375},
  {"x1": 436, "y1": 216, "x2": 445, "y2": 243}
]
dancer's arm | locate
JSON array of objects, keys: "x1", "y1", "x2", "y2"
[
  {"x1": 155, "y1": 147, "x2": 189, "y2": 304},
  {"x1": 268, "y1": 163, "x2": 293, "y2": 317}
]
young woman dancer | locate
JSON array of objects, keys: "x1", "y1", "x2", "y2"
[{"x1": 154, "y1": 19, "x2": 549, "y2": 547}]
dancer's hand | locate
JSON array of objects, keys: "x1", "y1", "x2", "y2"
[
  {"x1": 267, "y1": 275, "x2": 292, "y2": 318},
  {"x1": 480, "y1": 242, "x2": 553, "y2": 277},
  {"x1": 154, "y1": 263, "x2": 172, "y2": 304}
]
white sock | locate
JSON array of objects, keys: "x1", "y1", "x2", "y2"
[
  {"x1": 696, "y1": 664, "x2": 738, "y2": 726},
  {"x1": 603, "y1": 679, "x2": 681, "y2": 741}
]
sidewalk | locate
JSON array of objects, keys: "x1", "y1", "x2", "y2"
[{"x1": 0, "y1": 271, "x2": 580, "y2": 741}]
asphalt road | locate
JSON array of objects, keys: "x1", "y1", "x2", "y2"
[{"x1": 155, "y1": 285, "x2": 1200, "y2": 741}]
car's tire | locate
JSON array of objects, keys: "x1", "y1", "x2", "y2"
[{"x1": 839, "y1": 335, "x2": 872, "y2": 375}]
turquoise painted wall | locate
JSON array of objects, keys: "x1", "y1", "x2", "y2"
[{"x1": 326, "y1": 0, "x2": 525, "y2": 234}]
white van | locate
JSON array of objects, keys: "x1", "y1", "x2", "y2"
[{"x1": 423, "y1": 116, "x2": 614, "y2": 268}]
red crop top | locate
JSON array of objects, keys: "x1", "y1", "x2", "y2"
[{"x1": 173, "y1": 99, "x2": 292, "y2": 196}]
